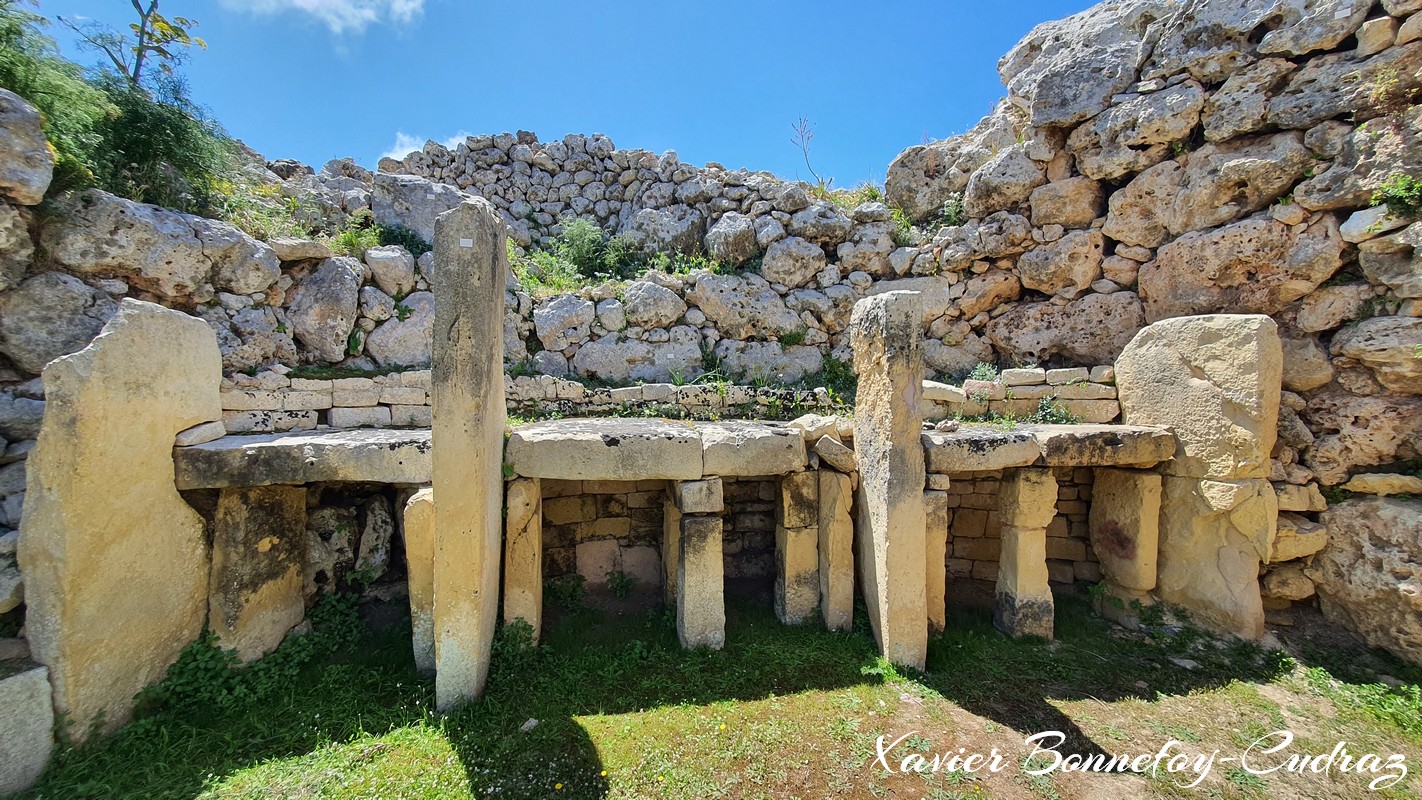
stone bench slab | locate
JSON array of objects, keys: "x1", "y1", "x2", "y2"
[
  {"x1": 505, "y1": 418, "x2": 704, "y2": 481},
  {"x1": 923, "y1": 423, "x2": 1174, "y2": 474},
  {"x1": 699, "y1": 420, "x2": 806, "y2": 477},
  {"x1": 174, "y1": 428, "x2": 432, "y2": 489}
]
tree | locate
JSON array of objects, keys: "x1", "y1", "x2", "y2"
[{"x1": 61, "y1": 0, "x2": 205, "y2": 90}]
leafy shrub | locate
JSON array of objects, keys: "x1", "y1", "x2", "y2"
[
  {"x1": 1372, "y1": 172, "x2": 1422, "y2": 218},
  {"x1": 889, "y1": 205, "x2": 916, "y2": 247},
  {"x1": 555, "y1": 217, "x2": 605, "y2": 274},
  {"x1": 377, "y1": 223, "x2": 432, "y2": 257},
  {"x1": 940, "y1": 193, "x2": 966, "y2": 227},
  {"x1": 967, "y1": 362, "x2": 999, "y2": 382},
  {"x1": 1026, "y1": 395, "x2": 1079, "y2": 425},
  {"x1": 544, "y1": 574, "x2": 586, "y2": 609},
  {"x1": 780, "y1": 326, "x2": 809, "y2": 347}
]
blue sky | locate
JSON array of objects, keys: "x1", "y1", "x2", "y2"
[{"x1": 46, "y1": 0, "x2": 1095, "y2": 185}]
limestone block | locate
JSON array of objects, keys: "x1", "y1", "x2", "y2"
[
  {"x1": 925, "y1": 489, "x2": 949, "y2": 635},
  {"x1": 994, "y1": 524, "x2": 1053, "y2": 639},
  {"x1": 998, "y1": 469, "x2": 1058, "y2": 530},
  {"x1": 503, "y1": 478, "x2": 542, "y2": 640},
  {"x1": 677, "y1": 514, "x2": 725, "y2": 649},
  {"x1": 430, "y1": 199, "x2": 507, "y2": 711},
  {"x1": 1156, "y1": 476, "x2": 1273, "y2": 639},
  {"x1": 208, "y1": 486, "x2": 306, "y2": 663},
  {"x1": 662, "y1": 495, "x2": 682, "y2": 606},
  {"x1": 699, "y1": 420, "x2": 806, "y2": 477},
  {"x1": 851, "y1": 291, "x2": 927, "y2": 669},
  {"x1": 0, "y1": 667, "x2": 53, "y2": 796},
  {"x1": 788, "y1": 413, "x2": 840, "y2": 443},
  {"x1": 778, "y1": 470, "x2": 819, "y2": 529},
  {"x1": 672, "y1": 478, "x2": 723, "y2": 515},
  {"x1": 1343, "y1": 473, "x2": 1422, "y2": 496},
  {"x1": 1272, "y1": 512, "x2": 1327, "y2": 563},
  {"x1": 775, "y1": 524, "x2": 819, "y2": 624},
  {"x1": 506, "y1": 418, "x2": 702, "y2": 481},
  {"x1": 1276, "y1": 482, "x2": 1328, "y2": 512},
  {"x1": 329, "y1": 406, "x2": 391, "y2": 428},
  {"x1": 1088, "y1": 469, "x2": 1162, "y2": 592},
  {"x1": 1262, "y1": 563, "x2": 1315, "y2": 602},
  {"x1": 403, "y1": 488, "x2": 434, "y2": 674},
  {"x1": 817, "y1": 470, "x2": 854, "y2": 632},
  {"x1": 175, "y1": 428, "x2": 431, "y2": 489},
  {"x1": 921, "y1": 380, "x2": 967, "y2": 403},
  {"x1": 18, "y1": 299, "x2": 221, "y2": 740},
  {"x1": 813, "y1": 435, "x2": 857, "y2": 473},
  {"x1": 921, "y1": 428, "x2": 1040, "y2": 473},
  {"x1": 174, "y1": 420, "x2": 225, "y2": 447},
  {"x1": 1116, "y1": 315, "x2": 1282, "y2": 481},
  {"x1": 1027, "y1": 424, "x2": 1175, "y2": 467}
]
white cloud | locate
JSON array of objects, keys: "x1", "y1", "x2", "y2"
[
  {"x1": 224, "y1": 0, "x2": 424, "y2": 35},
  {"x1": 380, "y1": 130, "x2": 473, "y2": 162}
]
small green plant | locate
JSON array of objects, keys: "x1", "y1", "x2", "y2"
[
  {"x1": 605, "y1": 570, "x2": 637, "y2": 599},
  {"x1": 376, "y1": 223, "x2": 431, "y2": 258},
  {"x1": 393, "y1": 303, "x2": 413, "y2": 322},
  {"x1": 346, "y1": 328, "x2": 365, "y2": 357},
  {"x1": 939, "y1": 193, "x2": 966, "y2": 228},
  {"x1": 889, "y1": 205, "x2": 916, "y2": 247},
  {"x1": 791, "y1": 116, "x2": 832, "y2": 196},
  {"x1": 1027, "y1": 396, "x2": 1079, "y2": 425},
  {"x1": 544, "y1": 574, "x2": 586, "y2": 609},
  {"x1": 1371, "y1": 172, "x2": 1422, "y2": 218},
  {"x1": 1367, "y1": 67, "x2": 1415, "y2": 117},
  {"x1": 967, "y1": 362, "x2": 999, "y2": 382},
  {"x1": 779, "y1": 326, "x2": 809, "y2": 347}
]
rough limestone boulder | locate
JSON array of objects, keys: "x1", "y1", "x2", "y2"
[
  {"x1": 684, "y1": 273, "x2": 804, "y2": 340},
  {"x1": 704, "y1": 212, "x2": 757, "y2": 265},
  {"x1": 1142, "y1": 2, "x2": 1280, "y2": 83},
  {"x1": 0, "y1": 202, "x2": 32, "y2": 291},
  {"x1": 533, "y1": 295, "x2": 595, "y2": 351},
  {"x1": 286, "y1": 258, "x2": 361, "y2": 362},
  {"x1": 371, "y1": 172, "x2": 467, "y2": 243},
  {"x1": 1065, "y1": 81, "x2": 1205, "y2": 181},
  {"x1": 41, "y1": 190, "x2": 280, "y2": 301},
  {"x1": 1201, "y1": 58, "x2": 1296, "y2": 142},
  {"x1": 0, "y1": 89, "x2": 53, "y2": 206},
  {"x1": 1015, "y1": 229, "x2": 1103, "y2": 297},
  {"x1": 1303, "y1": 389, "x2": 1422, "y2": 485},
  {"x1": 985, "y1": 291, "x2": 1145, "y2": 365},
  {"x1": 364, "y1": 245, "x2": 416, "y2": 298},
  {"x1": 935, "y1": 211, "x2": 1033, "y2": 267},
  {"x1": 713, "y1": 340, "x2": 824, "y2": 384},
  {"x1": 756, "y1": 236, "x2": 822, "y2": 289},
  {"x1": 569, "y1": 327, "x2": 701, "y2": 384},
  {"x1": 1029, "y1": 177, "x2": 1104, "y2": 228},
  {"x1": 962, "y1": 143, "x2": 1046, "y2": 217},
  {"x1": 1165, "y1": 132, "x2": 1314, "y2": 235},
  {"x1": 1267, "y1": 42, "x2": 1422, "y2": 131},
  {"x1": 1102, "y1": 159, "x2": 1183, "y2": 248},
  {"x1": 620, "y1": 280, "x2": 686, "y2": 329},
  {"x1": 998, "y1": 0, "x2": 1172, "y2": 127},
  {"x1": 1357, "y1": 223, "x2": 1422, "y2": 298},
  {"x1": 1140, "y1": 215, "x2": 1343, "y2": 322},
  {"x1": 365, "y1": 291, "x2": 434, "y2": 367},
  {"x1": 619, "y1": 207, "x2": 705, "y2": 255},
  {"x1": 836, "y1": 222, "x2": 896, "y2": 277},
  {"x1": 1331, "y1": 316, "x2": 1422, "y2": 394},
  {"x1": 1295, "y1": 106, "x2": 1422, "y2": 211},
  {"x1": 0, "y1": 272, "x2": 118, "y2": 375},
  {"x1": 787, "y1": 202, "x2": 853, "y2": 248},
  {"x1": 18, "y1": 299, "x2": 221, "y2": 740},
  {"x1": 884, "y1": 100, "x2": 1023, "y2": 221},
  {"x1": 1310, "y1": 497, "x2": 1422, "y2": 666}
]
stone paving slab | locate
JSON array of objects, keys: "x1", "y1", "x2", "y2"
[{"x1": 174, "y1": 428, "x2": 432, "y2": 489}]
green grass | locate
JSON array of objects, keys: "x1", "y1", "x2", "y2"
[{"x1": 20, "y1": 595, "x2": 1422, "y2": 799}]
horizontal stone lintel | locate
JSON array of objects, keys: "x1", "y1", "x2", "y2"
[{"x1": 923, "y1": 423, "x2": 1175, "y2": 473}]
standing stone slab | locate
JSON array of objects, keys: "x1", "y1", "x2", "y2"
[
  {"x1": 430, "y1": 199, "x2": 507, "y2": 710},
  {"x1": 851, "y1": 291, "x2": 928, "y2": 669},
  {"x1": 818, "y1": 470, "x2": 855, "y2": 632},
  {"x1": 403, "y1": 488, "x2": 434, "y2": 674},
  {"x1": 994, "y1": 469, "x2": 1058, "y2": 639},
  {"x1": 924, "y1": 489, "x2": 949, "y2": 635},
  {"x1": 678, "y1": 514, "x2": 725, "y2": 649},
  {"x1": 209, "y1": 486, "x2": 307, "y2": 663},
  {"x1": 775, "y1": 523, "x2": 819, "y2": 624},
  {"x1": 672, "y1": 478, "x2": 723, "y2": 515},
  {"x1": 503, "y1": 477, "x2": 542, "y2": 641},
  {"x1": 18, "y1": 299, "x2": 220, "y2": 740},
  {"x1": 0, "y1": 667, "x2": 53, "y2": 795},
  {"x1": 662, "y1": 493, "x2": 682, "y2": 606},
  {"x1": 1089, "y1": 469, "x2": 1162, "y2": 592}
]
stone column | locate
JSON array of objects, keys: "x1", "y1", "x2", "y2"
[
  {"x1": 851, "y1": 291, "x2": 928, "y2": 669},
  {"x1": 817, "y1": 469, "x2": 854, "y2": 632},
  {"x1": 209, "y1": 486, "x2": 307, "y2": 663},
  {"x1": 1116, "y1": 314, "x2": 1281, "y2": 639},
  {"x1": 924, "y1": 489, "x2": 949, "y2": 634},
  {"x1": 1089, "y1": 468, "x2": 1162, "y2": 627},
  {"x1": 677, "y1": 514, "x2": 725, "y2": 649},
  {"x1": 18, "y1": 299, "x2": 221, "y2": 741},
  {"x1": 403, "y1": 488, "x2": 435, "y2": 674},
  {"x1": 662, "y1": 493, "x2": 681, "y2": 606},
  {"x1": 775, "y1": 471, "x2": 819, "y2": 624},
  {"x1": 430, "y1": 199, "x2": 507, "y2": 710},
  {"x1": 994, "y1": 469, "x2": 1058, "y2": 639},
  {"x1": 503, "y1": 477, "x2": 542, "y2": 641}
]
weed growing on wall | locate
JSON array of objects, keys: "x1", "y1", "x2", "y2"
[{"x1": 1372, "y1": 172, "x2": 1422, "y2": 218}]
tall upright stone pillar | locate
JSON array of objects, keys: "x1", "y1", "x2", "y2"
[
  {"x1": 924, "y1": 489, "x2": 949, "y2": 634},
  {"x1": 995, "y1": 469, "x2": 1058, "y2": 639},
  {"x1": 1089, "y1": 468, "x2": 1162, "y2": 627},
  {"x1": 18, "y1": 300, "x2": 221, "y2": 740},
  {"x1": 430, "y1": 199, "x2": 507, "y2": 710},
  {"x1": 851, "y1": 291, "x2": 927, "y2": 670},
  {"x1": 776, "y1": 471, "x2": 820, "y2": 624},
  {"x1": 817, "y1": 469, "x2": 854, "y2": 632},
  {"x1": 1116, "y1": 315, "x2": 1281, "y2": 640},
  {"x1": 209, "y1": 486, "x2": 307, "y2": 663},
  {"x1": 403, "y1": 488, "x2": 435, "y2": 674},
  {"x1": 503, "y1": 477, "x2": 542, "y2": 641},
  {"x1": 662, "y1": 493, "x2": 682, "y2": 606},
  {"x1": 677, "y1": 515, "x2": 725, "y2": 649}
]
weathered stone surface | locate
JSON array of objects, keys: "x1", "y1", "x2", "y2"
[
  {"x1": 700, "y1": 420, "x2": 806, "y2": 477},
  {"x1": 287, "y1": 257, "x2": 361, "y2": 362},
  {"x1": 0, "y1": 202, "x2": 32, "y2": 291},
  {"x1": 1343, "y1": 473, "x2": 1422, "y2": 496},
  {"x1": 678, "y1": 514, "x2": 725, "y2": 649},
  {"x1": 1202, "y1": 59, "x2": 1296, "y2": 142},
  {"x1": 0, "y1": 272, "x2": 118, "y2": 375},
  {"x1": 923, "y1": 427, "x2": 1040, "y2": 473},
  {"x1": 837, "y1": 222, "x2": 896, "y2": 277},
  {"x1": 0, "y1": 667, "x2": 53, "y2": 796},
  {"x1": 813, "y1": 435, "x2": 857, "y2": 473},
  {"x1": 268, "y1": 237, "x2": 331, "y2": 262},
  {"x1": 713, "y1": 339, "x2": 823, "y2": 385},
  {"x1": 42, "y1": 190, "x2": 279, "y2": 300},
  {"x1": 924, "y1": 489, "x2": 948, "y2": 634},
  {"x1": 365, "y1": 245, "x2": 417, "y2": 298},
  {"x1": 788, "y1": 202, "x2": 853, "y2": 248},
  {"x1": 1257, "y1": 0, "x2": 1371, "y2": 57},
  {"x1": 704, "y1": 212, "x2": 758, "y2": 265},
  {"x1": 1331, "y1": 316, "x2": 1422, "y2": 393},
  {"x1": 852, "y1": 291, "x2": 926, "y2": 669},
  {"x1": 366, "y1": 291, "x2": 434, "y2": 367},
  {"x1": 1027, "y1": 424, "x2": 1175, "y2": 467},
  {"x1": 1304, "y1": 389, "x2": 1422, "y2": 485},
  {"x1": 507, "y1": 418, "x2": 702, "y2": 481},
  {"x1": 0, "y1": 89, "x2": 53, "y2": 205},
  {"x1": 18, "y1": 300, "x2": 221, "y2": 740},
  {"x1": 620, "y1": 207, "x2": 705, "y2": 255},
  {"x1": 818, "y1": 470, "x2": 855, "y2": 632},
  {"x1": 1268, "y1": 42, "x2": 1422, "y2": 131},
  {"x1": 208, "y1": 486, "x2": 306, "y2": 663},
  {"x1": 885, "y1": 100, "x2": 1022, "y2": 221},
  {"x1": 760, "y1": 236, "x2": 825, "y2": 289},
  {"x1": 921, "y1": 380, "x2": 967, "y2": 404},
  {"x1": 533, "y1": 295, "x2": 595, "y2": 351},
  {"x1": 775, "y1": 523, "x2": 819, "y2": 624},
  {"x1": 1143, "y1": 2, "x2": 1271, "y2": 82},
  {"x1": 430, "y1": 199, "x2": 507, "y2": 710},
  {"x1": 372, "y1": 172, "x2": 468, "y2": 243},
  {"x1": 1102, "y1": 160, "x2": 1182, "y2": 249},
  {"x1": 1065, "y1": 81, "x2": 1205, "y2": 181},
  {"x1": 1117, "y1": 315, "x2": 1281, "y2": 481},
  {"x1": 1090, "y1": 469, "x2": 1161, "y2": 592},
  {"x1": 621, "y1": 281, "x2": 686, "y2": 329},
  {"x1": 1295, "y1": 284, "x2": 1373, "y2": 332},
  {"x1": 963, "y1": 144, "x2": 1046, "y2": 217},
  {"x1": 571, "y1": 326, "x2": 702, "y2": 384},
  {"x1": 1272, "y1": 511, "x2": 1327, "y2": 562},
  {"x1": 998, "y1": 0, "x2": 1172, "y2": 128},
  {"x1": 684, "y1": 273, "x2": 803, "y2": 340},
  {"x1": 503, "y1": 477, "x2": 542, "y2": 640},
  {"x1": 402, "y1": 488, "x2": 434, "y2": 674},
  {"x1": 936, "y1": 212, "x2": 1033, "y2": 266},
  {"x1": 1281, "y1": 333, "x2": 1335, "y2": 392},
  {"x1": 662, "y1": 494, "x2": 682, "y2": 606},
  {"x1": 955, "y1": 271, "x2": 1021, "y2": 319},
  {"x1": 1156, "y1": 476, "x2": 1274, "y2": 639},
  {"x1": 1016, "y1": 229, "x2": 1102, "y2": 297},
  {"x1": 672, "y1": 478, "x2": 723, "y2": 515},
  {"x1": 1166, "y1": 133, "x2": 1314, "y2": 236},
  {"x1": 1310, "y1": 497, "x2": 1422, "y2": 665},
  {"x1": 1262, "y1": 563, "x2": 1315, "y2": 601},
  {"x1": 1029, "y1": 177, "x2": 1104, "y2": 228},
  {"x1": 174, "y1": 428, "x2": 431, "y2": 488},
  {"x1": 1295, "y1": 106, "x2": 1422, "y2": 212},
  {"x1": 1140, "y1": 216, "x2": 1343, "y2": 322},
  {"x1": 1358, "y1": 223, "x2": 1422, "y2": 299},
  {"x1": 995, "y1": 469, "x2": 1057, "y2": 639},
  {"x1": 986, "y1": 292, "x2": 1145, "y2": 365}
]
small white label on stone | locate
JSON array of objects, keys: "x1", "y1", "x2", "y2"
[
  {"x1": 427, "y1": 193, "x2": 436, "y2": 199},
  {"x1": 459, "y1": 238, "x2": 474, "y2": 248}
]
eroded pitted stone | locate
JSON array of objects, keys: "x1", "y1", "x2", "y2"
[{"x1": 208, "y1": 486, "x2": 306, "y2": 663}]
